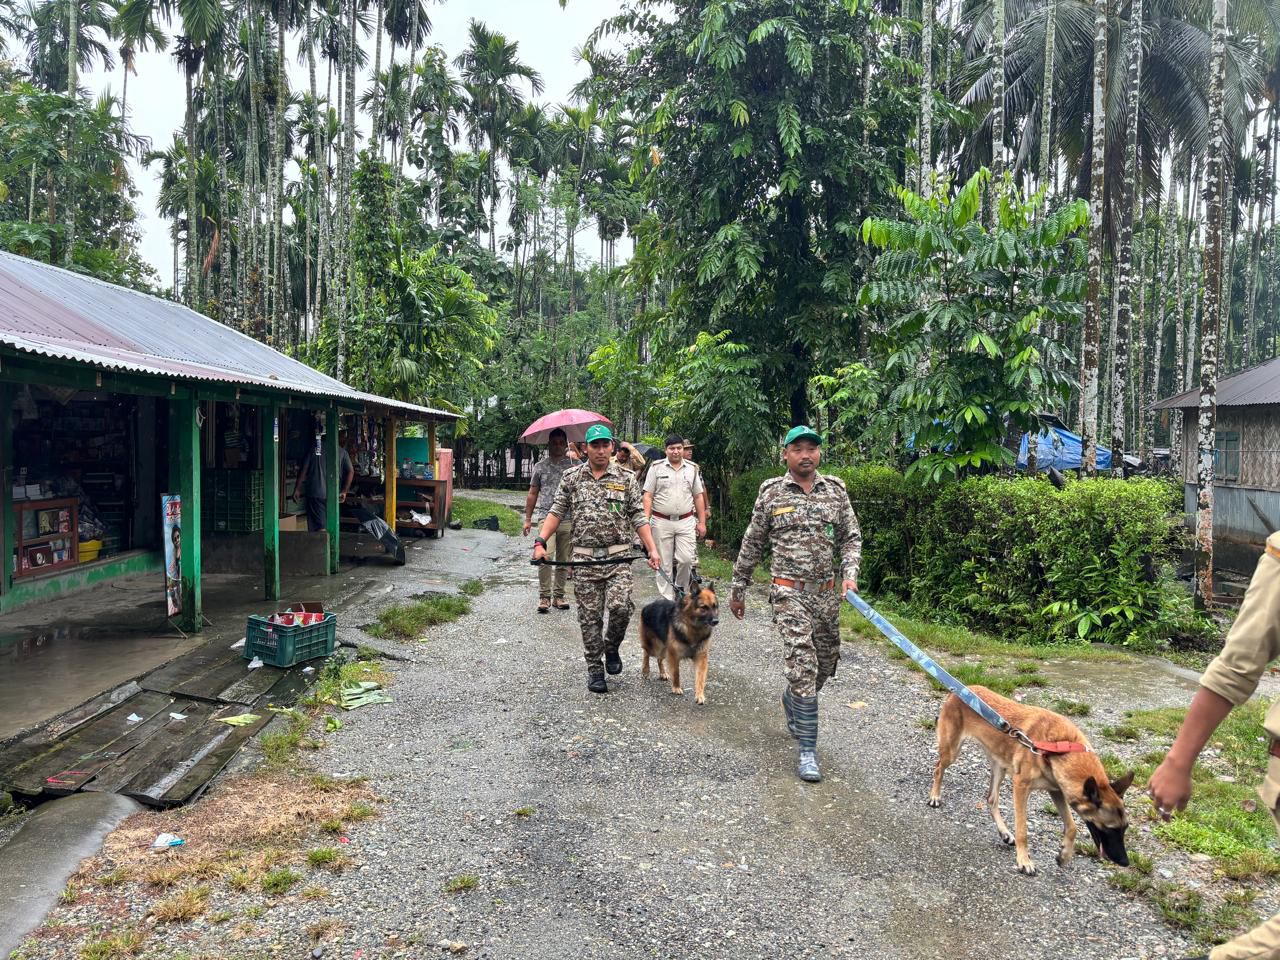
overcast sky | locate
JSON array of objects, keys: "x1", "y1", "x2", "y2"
[{"x1": 81, "y1": 0, "x2": 628, "y2": 287}]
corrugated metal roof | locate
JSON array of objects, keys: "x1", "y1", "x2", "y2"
[
  {"x1": 1152, "y1": 355, "x2": 1280, "y2": 410},
  {"x1": 0, "y1": 251, "x2": 457, "y2": 421}
]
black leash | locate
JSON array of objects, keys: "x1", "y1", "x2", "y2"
[{"x1": 530, "y1": 555, "x2": 647, "y2": 567}]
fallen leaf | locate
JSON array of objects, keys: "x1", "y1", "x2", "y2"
[{"x1": 846, "y1": 702, "x2": 867, "y2": 710}]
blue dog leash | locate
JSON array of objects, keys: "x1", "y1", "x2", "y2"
[{"x1": 844, "y1": 590, "x2": 1045, "y2": 754}]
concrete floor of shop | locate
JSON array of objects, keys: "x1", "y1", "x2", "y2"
[{"x1": 0, "y1": 533, "x2": 412, "y2": 744}]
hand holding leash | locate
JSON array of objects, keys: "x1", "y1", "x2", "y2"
[{"x1": 532, "y1": 542, "x2": 548, "y2": 564}]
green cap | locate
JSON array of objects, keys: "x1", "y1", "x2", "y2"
[
  {"x1": 783, "y1": 425, "x2": 822, "y2": 446},
  {"x1": 584, "y1": 424, "x2": 614, "y2": 443}
]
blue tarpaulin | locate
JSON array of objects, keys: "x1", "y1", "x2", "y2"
[{"x1": 1016, "y1": 427, "x2": 1113, "y2": 471}]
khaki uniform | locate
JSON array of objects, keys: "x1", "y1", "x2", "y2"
[
  {"x1": 644, "y1": 458, "x2": 705, "y2": 601},
  {"x1": 548, "y1": 462, "x2": 649, "y2": 674},
  {"x1": 529, "y1": 455, "x2": 574, "y2": 601},
  {"x1": 1201, "y1": 533, "x2": 1280, "y2": 960},
  {"x1": 730, "y1": 472, "x2": 862, "y2": 697}
]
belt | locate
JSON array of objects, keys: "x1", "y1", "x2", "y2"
[
  {"x1": 1270, "y1": 740, "x2": 1280, "y2": 760},
  {"x1": 652, "y1": 511, "x2": 694, "y2": 521},
  {"x1": 573, "y1": 544, "x2": 631, "y2": 559},
  {"x1": 772, "y1": 576, "x2": 835, "y2": 593}
]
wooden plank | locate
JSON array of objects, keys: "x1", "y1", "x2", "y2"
[
  {"x1": 384, "y1": 417, "x2": 397, "y2": 529},
  {"x1": 263, "y1": 402, "x2": 280, "y2": 601},
  {"x1": 170, "y1": 656, "x2": 269, "y2": 704},
  {"x1": 256, "y1": 666, "x2": 316, "y2": 710},
  {"x1": 139, "y1": 640, "x2": 240, "y2": 694},
  {"x1": 215, "y1": 664, "x2": 288, "y2": 705},
  {"x1": 2, "y1": 691, "x2": 173, "y2": 796},
  {"x1": 83, "y1": 701, "x2": 214, "y2": 795},
  {"x1": 149, "y1": 708, "x2": 275, "y2": 808}
]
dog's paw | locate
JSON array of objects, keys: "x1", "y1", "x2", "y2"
[
  {"x1": 1056, "y1": 848, "x2": 1074, "y2": 868},
  {"x1": 926, "y1": 796, "x2": 941, "y2": 809},
  {"x1": 695, "y1": 694, "x2": 706, "y2": 705},
  {"x1": 670, "y1": 686, "x2": 684, "y2": 696},
  {"x1": 998, "y1": 830, "x2": 1015, "y2": 846},
  {"x1": 1016, "y1": 862, "x2": 1038, "y2": 876}
]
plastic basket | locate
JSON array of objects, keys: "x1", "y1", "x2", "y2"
[{"x1": 244, "y1": 612, "x2": 337, "y2": 667}]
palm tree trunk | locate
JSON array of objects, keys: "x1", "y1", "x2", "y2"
[
  {"x1": 184, "y1": 64, "x2": 199, "y2": 308},
  {"x1": 370, "y1": 0, "x2": 384, "y2": 144},
  {"x1": 1081, "y1": 0, "x2": 1107, "y2": 475},
  {"x1": 216, "y1": 64, "x2": 233, "y2": 326},
  {"x1": 1244, "y1": 110, "x2": 1273, "y2": 366},
  {"x1": 1197, "y1": 0, "x2": 1228, "y2": 603},
  {"x1": 1147, "y1": 171, "x2": 1178, "y2": 462},
  {"x1": 64, "y1": 0, "x2": 79, "y2": 266},
  {"x1": 274, "y1": 14, "x2": 287, "y2": 345},
  {"x1": 337, "y1": 0, "x2": 356, "y2": 381},
  {"x1": 1170, "y1": 164, "x2": 1191, "y2": 478},
  {"x1": 1038, "y1": 0, "x2": 1058, "y2": 195},
  {"x1": 919, "y1": 0, "x2": 933, "y2": 193},
  {"x1": 990, "y1": 0, "x2": 1006, "y2": 218},
  {"x1": 1110, "y1": 0, "x2": 1143, "y2": 475}
]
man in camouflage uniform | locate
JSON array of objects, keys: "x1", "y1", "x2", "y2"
[
  {"x1": 534, "y1": 424, "x2": 661, "y2": 694},
  {"x1": 1150, "y1": 531, "x2": 1280, "y2": 960},
  {"x1": 730, "y1": 426, "x2": 862, "y2": 783}
]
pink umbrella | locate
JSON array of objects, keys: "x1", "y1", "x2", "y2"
[{"x1": 520, "y1": 409, "x2": 613, "y2": 444}]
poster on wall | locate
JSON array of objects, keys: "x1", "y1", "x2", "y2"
[{"x1": 162, "y1": 494, "x2": 182, "y2": 618}]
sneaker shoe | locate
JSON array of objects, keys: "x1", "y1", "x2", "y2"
[{"x1": 798, "y1": 750, "x2": 822, "y2": 783}]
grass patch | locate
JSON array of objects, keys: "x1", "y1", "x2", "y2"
[
  {"x1": 97, "y1": 867, "x2": 131, "y2": 889},
  {"x1": 244, "y1": 904, "x2": 266, "y2": 920},
  {"x1": 259, "y1": 708, "x2": 312, "y2": 767},
  {"x1": 1100, "y1": 723, "x2": 1142, "y2": 742},
  {"x1": 319, "y1": 818, "x2": 344, "y2": 834},
  {"x1": 459, "y1": 579, "x2": 486, "y2": 597},
  {"x1": 149, "y1": 885, "x2": 209, "y2": 923},
  {"x1": 444, "y1": 874, "x2": 479, "y2": 894},
  {"x1": 1154, "y1": 882, "x2": 1204, "y2": 929},
  {"x1": 209, "y1": 911, "x2": 233, "y2": 924},
  {"x1": 225, "y1": 868, "x2": 254, "y2": 891},
  {"x1": 451, "y1": 496, "x2": 522, "y2": 536},
  {"x1": 261, "y1": 867, "x2": 302, "y2": 896},
  {"x1": 311, "y1": 658, "x2": 392, "y2": 706},
  {"x1": 58, "y1": 882, "x2": 79, "y2": 905},
  {"x1": 1108, "y1": 869, "x2": 1153, "y2": 895},
  {"x1": 306, "y1": 847, "x2": 349, "y2": 872},
  {"x1": 344, "y1": 801, "x2": 377, "y2": 822},
  {"x1": 306, "y1": 918, "x2": 343, "y2": 942},
  {"x1": 355, "y1": 644, "x2": 381, "y2": 662},
  {"x1": 142, "y1": 864, "x2": 187, "y2": 890},
  {"x1": 78, "y1": 929, "x2": 146, "y2": 960},
  {"x1": 1050, "y1": 698, "x2": 1092, "y2": 717},
  {"x1": 695, "y1": 544, "x2": 768, "y2": 585},
  {"x1": 513, "y1": 806, "x2": 535, "y2": 818},
  {"x1": 365, "y1": 594, "x2": 472, "y2": 641},
  {"x1": 300, "y1": 885, "x2": 330, "y2": 900}
]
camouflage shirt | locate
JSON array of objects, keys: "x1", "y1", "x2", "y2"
[
  {"x1": 730, "y1": 471, "x2": 862, "y2": 599},
  {"x1": 549, "y1": 461, "x2": 649, "y2": 547}
]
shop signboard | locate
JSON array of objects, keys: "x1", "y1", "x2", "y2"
[{"x1": 162, "y1": 494, "x2": 182, "y2": 617}]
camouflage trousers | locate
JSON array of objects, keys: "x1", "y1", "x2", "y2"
[
  {"x1": 770, "y1": 585, "x2": 841, "y2": 698},
  {"x1": 575, "y1": 565, "x2": 635, "y2": 672}
]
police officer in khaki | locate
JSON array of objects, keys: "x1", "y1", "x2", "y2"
[
  {"x1": 643, "y1": 433, "x2": 707, "y2": 600},
  {"x1": 1150, "y1": 531, "x2": 1280, "y2": 960}
]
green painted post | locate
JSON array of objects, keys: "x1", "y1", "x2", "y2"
[
  {"x1": 325, "y1": 407, "x2": 339, "y2": 574},
  {"x1": 175, "y1": 393, "x2": 202, "y2": 631},
  {"x1": 1, "y1": 383, "x2": 13, "y2": 598},
  {"x1": 263, "y1": 402, "x2": 280, "y2": 601}
]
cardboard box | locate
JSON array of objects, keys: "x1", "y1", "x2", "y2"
[{"x1": 277, "y1": 514, "x2": 307, "y2": 531}]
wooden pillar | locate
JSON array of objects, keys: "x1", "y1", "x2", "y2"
[
  {"x1": 383, "y1": 417, "x2": 397, "y2": 529},
  {"x1": 0, "y1": 383, "x2": 13, "y2": 599},
  {"x1": 428, "y1": 420, "x2": 437, "y2": 471},
  {"x1": 262, "y1": 402, "x2": 280, "y2": 601},
  {"x1": 325, "y1": 407, "x2": 339, "y2": 574},
  {"x1": 174, "y1": 392, "x2": 203, "y2": 631}
]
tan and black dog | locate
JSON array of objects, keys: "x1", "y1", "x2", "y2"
[
  {"x1": 639, "y1": 580, "x2": 720, "y2": 704},
  {"x1": 928, "y1": 684, "x2": 1134, "y2": 875}
]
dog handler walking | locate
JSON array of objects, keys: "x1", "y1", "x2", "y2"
[
  {"x1": 644, "y1": 434, "x2": 707, "y2": 601},
  {"x1": 534, "y1": 424, "x2": 661, "y2": 694},
  {"x1": 729, "y1": 426, "x2": 861, "y2": 783},
  {"x1": 1150, "y1": 532, "x2": 1280, "y2": 960}
]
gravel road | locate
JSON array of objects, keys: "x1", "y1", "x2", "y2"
[
  {"x1": 306, "y1": 529, "x2": 1194, "y2": 960},
  {"x1": 17, "y1": 526, "x2": 1205, "y2": 959}
]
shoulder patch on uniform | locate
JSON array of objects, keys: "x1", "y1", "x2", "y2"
[
  {"x1": 822, "y1": 473, "x2": 848, "y2": 490},
  {"x1": 758, "y1": 476, "x2": 786, "y2": 492}
]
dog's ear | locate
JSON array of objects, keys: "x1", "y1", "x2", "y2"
[
  {"x1": 1110, "y1": 770, "x2": 1135, "y2": 796},
  {"x1": 1083, "y1": 776, "x2": 1102, "y2": 805}
]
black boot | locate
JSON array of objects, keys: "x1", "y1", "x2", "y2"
[
  {"x1": 605, "y1": 645, "x2": 623, "y2": 675},
  {"x1": 587, "y1": 668, "x2": 608, "y2": 694}
]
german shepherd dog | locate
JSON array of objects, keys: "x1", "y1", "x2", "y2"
[
  {"x1": 639, "y1": 579, "x2": 720, "y2": 704},
  {"x1": 928, "y1": 685, "x2": 1134, "y2": 875}
]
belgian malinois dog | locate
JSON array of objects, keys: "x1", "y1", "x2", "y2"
[
  {"x1": 928, "y1": 685, "x2": 1134, "y2": 875},
  {"x1": 639, "y1": 579, "x2": 720, "y2": 705}
]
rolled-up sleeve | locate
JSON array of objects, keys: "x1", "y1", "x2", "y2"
[
  {"x1": 628, "y1": 474, "x2": 649, "y2": 530},
  {"x1": 548, "y1": 470, "x2": 574, "y2": 520},
  {"x1": 1200, "y1": 536, "x2": 1280, "y2": 706}
]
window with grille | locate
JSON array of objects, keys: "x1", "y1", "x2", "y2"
[{"x1": 1215, "y1": 431, "x2": 1241, "y2": 481}]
